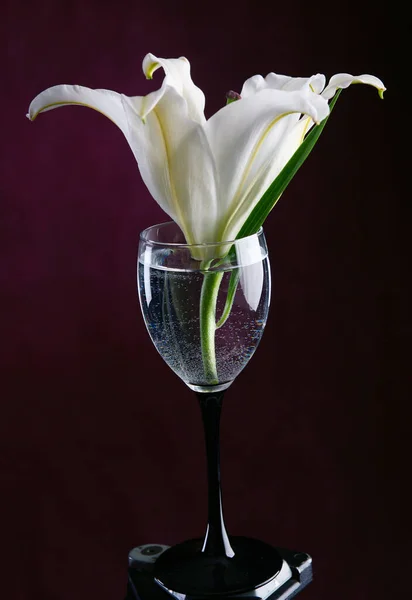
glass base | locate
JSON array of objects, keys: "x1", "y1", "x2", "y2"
[
  {"x1": 186, "y1": 381, "x2": 233, "y2": 393},
  {"x1": 153, "y1": 536, "x2": 283, "y2": 597}
]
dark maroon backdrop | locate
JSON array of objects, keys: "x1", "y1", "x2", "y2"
[{"x1": 1, "y1": 1, "x2": 406, "y2": 599}]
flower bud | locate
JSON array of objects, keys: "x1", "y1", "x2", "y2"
[{"x1": 225, "y1": 90, "x2": 241, "y2": 105}]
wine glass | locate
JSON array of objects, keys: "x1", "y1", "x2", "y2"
[{"x1": 137, "y1": 221, "x2": 282, "y2": 598}]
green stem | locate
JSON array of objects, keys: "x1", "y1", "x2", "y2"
[
  {"x1": 216, "y1": 270, "x2": 239, "y2": 329},
  {"x1": 200, "y1": 271, "x2": 224, "y2": 383}
]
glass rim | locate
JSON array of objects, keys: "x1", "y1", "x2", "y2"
[{"x1": 139, "y1": 220, "x2": 264, "y2": 248}]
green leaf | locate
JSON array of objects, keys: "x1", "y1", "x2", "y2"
[{"x1": 236, "y1": 90, "x2": 341, "y2": 239}]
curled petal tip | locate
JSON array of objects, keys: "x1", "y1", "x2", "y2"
[
  {"x1": 379, "y1": 88, "x2": 385, "y2": 99},
  {"x1": 143, "y1": 58, "x2": 160, "y2": 80}
]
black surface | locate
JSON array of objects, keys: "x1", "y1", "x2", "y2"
[
  {"x1": 154, "y1": 536, "x2": 283, "y2": 596},
  {"x1": 126, "y1": 544, "x2": 312, "y2": 600}
]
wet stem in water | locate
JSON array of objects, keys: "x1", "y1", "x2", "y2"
[{"x1": 199, "y1": 271, "x2": 224, "y2": 383}]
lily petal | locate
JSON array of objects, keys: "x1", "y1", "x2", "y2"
[
  {"x1": 322, "y1": 73, "x2": 386, "y2": 100},
  {"x1": 125, "y1": 85, "x2": 218, "y2": 246},
  {"x1": 237, "y1": 234, "x2": 264, "y2": 311},
  {"x1": 240, "y1": 74, "x2": 268, "y2": 98},
  {"x1": 228, "y1": 114, "x2": 313, "y2": 236},
  {"x1": 142, "y1": 53, "x2": 206, "y2": 124},
  {"x1": 27, "y1": 76, "x2": 216, "y2": 247},
  {"x1": 241, "y1": 73, "x2": 326, "y2": 97},
  {"x1": 265, "y1": 73, "x2": 326, "y2": 94},
  {"x1": 27, "y1": 84, "x2": 130, "y2": 133},
  {"x1": 27, "y1": 83, "x2": 179, "y2": 225},
  {"x1": 205, "y1": 87, "x2": 329, "y2": 240}
]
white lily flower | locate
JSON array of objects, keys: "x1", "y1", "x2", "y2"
[{"x1": 27, "y1": 54, "x2": 385, "y2": 247}]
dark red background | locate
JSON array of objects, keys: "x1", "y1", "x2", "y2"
[{"x1": 1, "y1": 1, "x2": 406, "y2": 599}]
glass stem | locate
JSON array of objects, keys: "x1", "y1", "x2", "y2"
[
  {"x1": 200, "y1": 271, "x2": 224, "y2": 384},
  {"x1": 197, "y1": 391, "x2": 235, "y2": 559}
]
